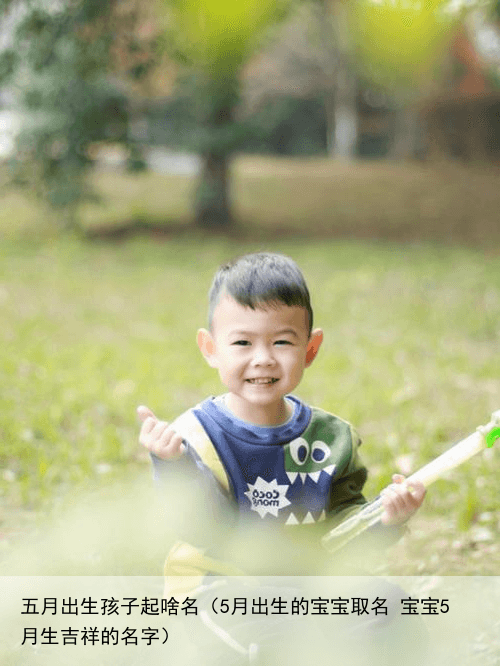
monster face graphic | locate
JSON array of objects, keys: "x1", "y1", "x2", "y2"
[{"x1": 282, "y1": 436, "x2": 337, "y2": 525}]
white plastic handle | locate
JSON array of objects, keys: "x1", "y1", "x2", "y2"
[{"x1": 406, "y1": 409, "x2": 500, "y2": 489}]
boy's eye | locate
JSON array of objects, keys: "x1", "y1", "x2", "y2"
[
  {"x1": 232, "y1": 340, "x2": 250, "y2": 346},
  {"x1": 275, "y1": 340, "x2": 292, "y2": 345}
]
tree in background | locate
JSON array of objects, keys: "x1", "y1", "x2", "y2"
[
  {"x1": 319, "y1": 0, "x2": 358, "y2": 158},
  {"x1": 234, "y1": 0, "x2": 464, "y2": 160},
  {"x1": 0, "y1": 0, "x2": 295, "y2": 231},
  {"x1": 348, "y1": 0, "x2": 461, "y2": 159},
  {"x1": 157, "y1": 0, "x2": 294, "y2": 228},
  {"x1": 238, "y1": 1, "x2": 355, "y2": 158},
  {"x1": 236, "y1": 0, "x2": 357, "y2": 159},
  {"x1": 0, "y1": 0, "x2": 163, "y2": 232},
  {"x1": 1, "y1": 0, "x2": 493, "y2": 234}
]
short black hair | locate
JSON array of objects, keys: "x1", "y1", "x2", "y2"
[{"x1": 208, "y1": 252, "x2": 313, "y2": 335}]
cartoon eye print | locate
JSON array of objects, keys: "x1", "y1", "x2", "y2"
[
  {"x1": 285, "y1": 438, "x2": 336, "y2": 487},
  {"x1": 311, "y1": 440, "x2": 330, "y2": 463},
  {"x1": 289, "y1": 438, "x2": 310, "y2": 466}
]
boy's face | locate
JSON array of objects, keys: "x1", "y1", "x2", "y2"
[{"x1": 197, "y1": 295, "x2": 323, "y2": 425}]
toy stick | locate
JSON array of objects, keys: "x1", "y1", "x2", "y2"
[{"x1": 321, "y1": 410, "x2": 500, "y2": 554}]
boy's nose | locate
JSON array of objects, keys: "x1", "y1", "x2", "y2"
[{"x1": 252, "y1": 346, "x2": 275, "y2": 366}]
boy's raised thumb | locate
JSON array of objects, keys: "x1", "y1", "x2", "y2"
[{"x1": 137, "y1": 405, "x2": 156, "y2": 422}]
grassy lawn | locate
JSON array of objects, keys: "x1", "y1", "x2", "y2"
[
  {"x1": 3, "y1": 156, "x2": 500, "y2": 244},
  {"x1": 0, "y1": 158, "x2": 499, "y2": 583}
]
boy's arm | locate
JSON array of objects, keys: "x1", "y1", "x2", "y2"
[
  {"x1": 138, "y1": 405, "x2": 227, "y2": 499},
  {"x1": 138, "y1": 406, "x2": 238, "y2": 555}
]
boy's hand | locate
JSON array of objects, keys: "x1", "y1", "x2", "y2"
[
  {"x1": 380, "y1": 474, "x2": 426, "y2": 526},
  {"x1": 137, "y1": 405, "x2": 185, "y2": 460}
]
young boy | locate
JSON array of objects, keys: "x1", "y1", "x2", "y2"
[{"x1": 138, "y1": 252, "x2": 425, "y2": 574}]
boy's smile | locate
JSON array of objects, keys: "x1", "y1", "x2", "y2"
[
  {"x1": 246, "y1": 378, "x2": 278, "y2": 384},
  {"x1": 197, "y1": 295, "x2": 323, "y2": 426}
]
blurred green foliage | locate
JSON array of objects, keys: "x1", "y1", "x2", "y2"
[
  {"x1": 0, "y1": 0, "x2": 300, "y2": 229},
  {"x1": 0, "y1": 0, "x2": 147, "y2": 229},
  {"x1": 145, "y1": 81, "x2": 329, "y2": 156},
  {"x1": 157, "y1": 0, "x2": 297, "y2": 226},
  {"x1": 350, "y1": 0, "x2": 459, "y2": 93},
  {"x1": 160, "y1": 0, "x2": 293, "y2": 78}
]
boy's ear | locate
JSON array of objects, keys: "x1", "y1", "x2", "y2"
[
  {"x1": 305, "y1": 328, "x2": 323, "y2": 367},
  {"x1": 197, "y1": 328, "x2": 218, "y2": 367}
]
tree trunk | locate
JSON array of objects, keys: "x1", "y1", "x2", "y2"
[
  {"x1": 389, "y1": 104, "x2": 420, "y2": 159},
  {"x1": 324, "y1": 73, "x2": 359, "y2": 158},
  {"x1": 193, "y1": 81, "x2": 236, "y2": 229},
  {"x1": 331, "y1": 70, "x2": 358, "y2": 158},
  {"x1": 327, "y1": 1, "x2": 358, "y2": 158},
  {"x1": 58, "y1": 202, "x2": 85, "y2": 238},
  {"x1": 194, "y1": 152, "x2": 232, "y2": 228}
]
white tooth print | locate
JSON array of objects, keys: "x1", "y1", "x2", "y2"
[
  {"x1": 299, "y1": 472, "x2": 307, "y2": 483},
  {"x1": 285, "y1": 510, "x2": 325, "y2": 525},
  {"x1": 285, "y1": 513, "x2": 300, "y2": 526},
  {"x1": 287, "y1": 471, "x2": 298, "y2": 484},
  {"x1": 323, "y1": 464, "x2": 336, "y2": 477},
  {"x1": 309, "y1": 470, "x2": 321, "y2": 483}
]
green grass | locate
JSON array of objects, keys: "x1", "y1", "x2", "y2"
[{"x1": 0, "y1": 159, "x2": 499, "y2": 578}]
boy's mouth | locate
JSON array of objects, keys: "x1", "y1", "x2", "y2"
[{"x1": 246, "y1": 378, "x2": 279, "y2": 385}]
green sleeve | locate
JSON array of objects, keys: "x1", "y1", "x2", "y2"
[{"x1": 326, "y1": 425, "x2": 369, "y2": 526}]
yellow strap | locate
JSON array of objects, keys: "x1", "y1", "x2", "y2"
[
  {"x1": 163, "y1": 541, "x2": 246, "y2": 600},
  {"x1": 171, "y1": 409, "x2": 230, "y2": 493}
]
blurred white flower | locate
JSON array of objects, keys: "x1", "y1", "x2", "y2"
[
  {"x1": 95, "y1": 463, "x2": 112, "y2": 475},
  {"x1": 395, "y1": 454, "x2": 414, "y2": 475}
]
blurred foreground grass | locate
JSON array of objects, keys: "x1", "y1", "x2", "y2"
[{"x1": 0, "y1": 157, "x2": 499, "y2": 576}]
